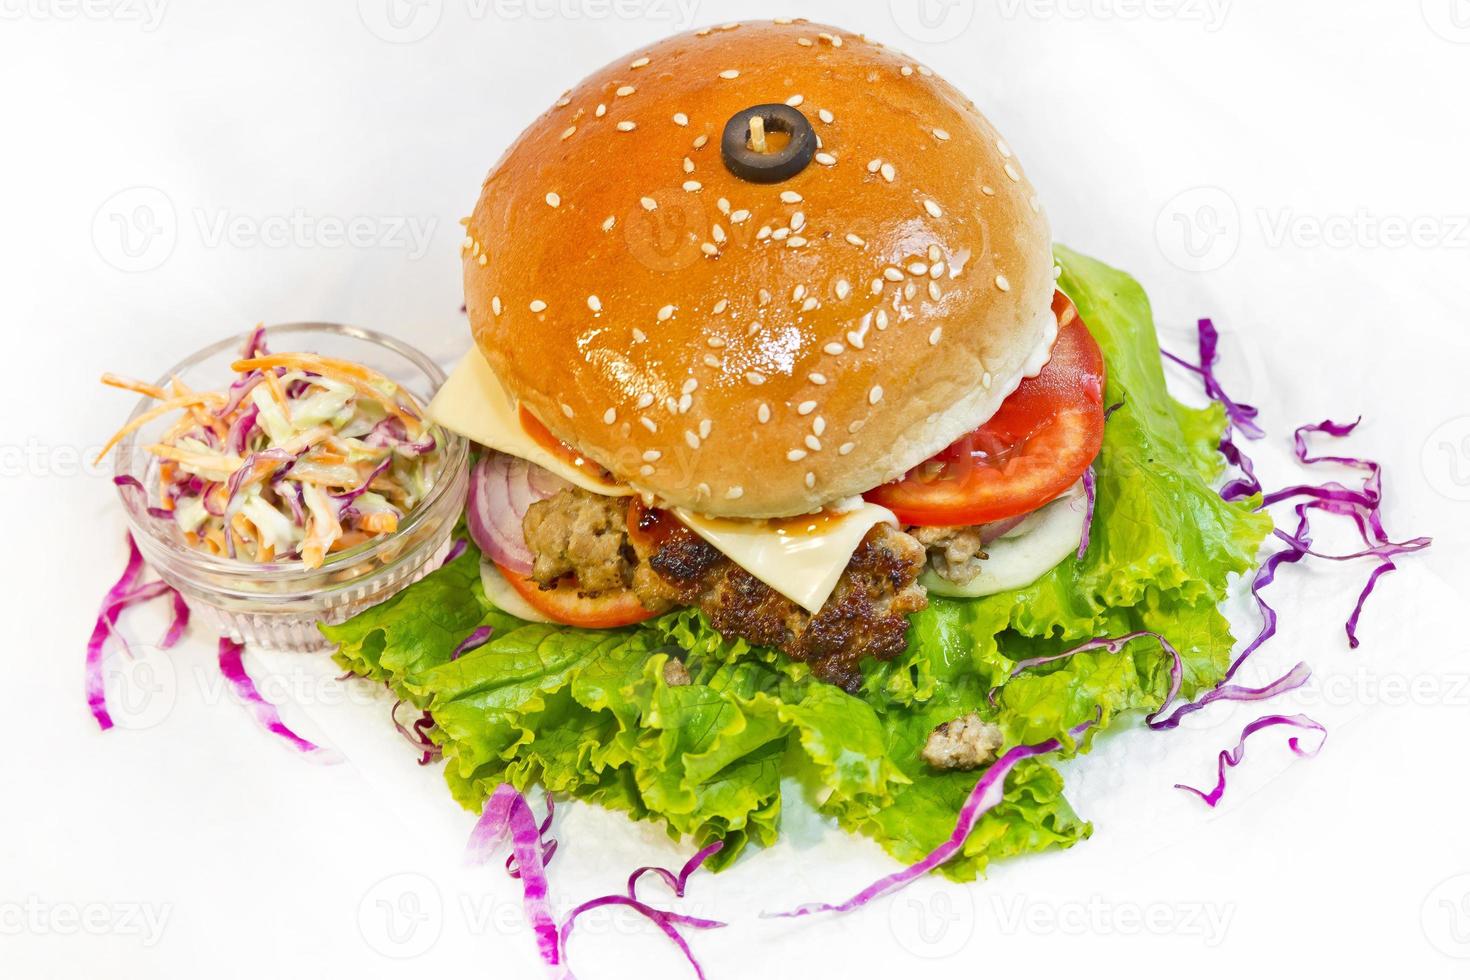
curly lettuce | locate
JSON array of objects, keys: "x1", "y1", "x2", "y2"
[{"x1": 322, "y1": 246, "x2": 1271, "y2": 879}]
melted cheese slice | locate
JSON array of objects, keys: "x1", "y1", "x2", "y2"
[
  {"x1": 431, "y1": 349, "x2": 895, "y2": 614},
  {"x1": 429, "y1": 349, "x2": 630, "y2": 496},
  {"x1": 675, "y1": 503, "x2": 898, "y2": 615}
]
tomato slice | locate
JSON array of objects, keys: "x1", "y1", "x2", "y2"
[
  {"x1": 493, "y1": 560, "x2": 658, "y2": 629},
  {"x1": 864, "y1": 291, "x2": 1105, "y2": 527}
]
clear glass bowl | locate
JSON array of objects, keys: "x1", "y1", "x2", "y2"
[{"x1": 113, "y1": 322, "x2": 469, "y2": 652}]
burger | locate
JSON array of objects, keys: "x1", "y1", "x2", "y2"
[
  {"x1": 432, "y1": 18, "x2": 1104, "y2": 693},
  {"x1": 328, "y1": 18, "x2": 1267, "y2": 882}
]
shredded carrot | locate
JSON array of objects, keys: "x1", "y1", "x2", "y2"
[
  {"x1": 95, "y1": 392, "x2": 226, "y2": 465},
  {"x1": 232, "y1": 354, "x2": 424, "y2": 426},
  {"x1": 145, "y1": 444, "x2": 245, "y2": 474},
  {"x1": 360, "y1": 511, "x2": 399, "y2": 535},
  {"x1": 261, "y1": 368, "x2": 294, "y2": 425},
  {"x1": 101, "y1": 373, "x2": 169, "y2": 401}
]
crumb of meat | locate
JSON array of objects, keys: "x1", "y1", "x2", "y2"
[
  {"x1": 909, "y1": 525, "x2": 987, "y2": 584},
  {"x1": 662, "y1": 658, "x2": 691, "y2": 687},
  {"x1": 633, "y1": 519, "x2": 928, "y2": 692},
  {"x1": 920, "y1": 713, "x2": 1004, "y2": 771},
  {"x1": 523, "y1": 489, "x2": 641, "y2": 595}
]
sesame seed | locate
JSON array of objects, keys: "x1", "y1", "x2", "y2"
[
  {"x1": 930, "y1": 262, "x2": 946, "y2": 278},
  {"x1": 815, "y1": 152, "x2": 837, "y2": 166},
  {"x1": 869, "y1": 386, "x2": 884, "y2": 405},
  {"x1": 596, "y1": 104, "x2": 607, "y2": 117},
  {"x1": 884, "y1": 267, "x2": 904, "y2": 282},
  {"x1": 803, "y1": 298, "x2": 819, "y2": 312},
  {"x1": 673, "y1": 112, "x2": 689, "y2": 126},
  {"x1": 699, "y1": 418, "x2": 712, "y2": 439},
  {"x1": 641, "y1": 197, "x2": 658, "y2": 211},
  {"x1": 786, "y1": 94, "x2": 804, "y2": 107},
  {"x1": 665, "y1": 397, "x2": 678, "y2": 413},
  {"x1": 809, "y1": 373, "x2": 828, "y2": 385},
  {"x1": 602, "y1": 216, "x2": 617, "y2": 232},
  {"x1": 603, "y1": 408, "x2": 617, "y2": 424},
  {"x1": 545, "y1": 191, "x2": 561, "y2": 208},
  {"x1": 787, "y1": 237, "x2": 807, "y2": 248},
  {"x1": 880, "y1": 163, "x2": 896, "y2": 183},
  {"x1": 933, "y1": 128, "x2": 951, "y2": 141},
  {"x1": 876, "y1": 310, "x2": 890, "y2": 330},
  {"x1": 617, "y1": 85, "x2": 636, "y2": 97},
  {"x1": 701, "y1": 243, "x2": 719, "y2": 256},
  {"x1": 756, "y1": 226, "x2": 772, "y2": 241},
  {"x1": 982, "y1": 185, "x2": 996, "y2": 196},
  {"x1": 805, "y1": 472, "x2": 816, "y2": 489},
  {"x1": 823, "y1": 342, "x2": 845, "y2": 356},
  {"x1": 640, "y1": 465, "x2": 654, "y2": 477},
  {"x1": 632, "y1": 328, "x2": 647, "y2": 343},
  {"x1": 773, "y1": 227, "x2": 790, "y2": 241},
  {"x1": 560, "y1": 403, "x2": 574, "y2": 418},
  {"x1": 731, "y1": 209, "x2": 750, "y2": 224},
  {"x1": 797, "y1": 400, "x2": 817, "y2": 415},
  {"x1": 919, "y1": 65, "x2": 933, "y2": 76},
  {"x1": 703, "y1": 354, "x2": 720, "y2": 367},
  {"x1": 867, "y1": 158, "x2": 882, "y2": 174},
  {"x1": 477, "y1": 254, "x2": 487, "y2": 266},
  {"x1": 797, "y1": 37, "x2": 813, "y2": 47},
  {"x1": 587, "y1": 295, "x2": 601, "y2": 312},
  {"x1": 871, "y1": 279, "x2": 883, "y2": 295},
  {"x1": 657, "y1": 305, "x2": 675, "y2": 321},
  {"x1": 530, "y1": 299, "x2": 547, "y2": 313},
  {"x1": 492, "y1": 296, "x2": 502, "y2": 315},
  {"x1": 793, "y1": 284, "x2": 807, "y2": 302},
  {"x1": 995, "y1": 275, "x2": 1011, "y2": 292},
  {"x1": 904, "y1": 282, "x2": 918, "y2": 301},
  {"x1": 758, "y1": 403, "x2": 771, "y2": 423},
  {"x1": 726, "y1": 486, "x2": 744, "y2": 500},
  {"x1": 847, "y1": 329, "x2": 865, "y2": 350},
  {"x1": 983, "y1": 372, "x2": 993, "y2": 388},
  {"x1": 819, "y1": 108, "x2": 834, "y2": 124},
  {"x1": 781, "y1": 191, "x2": 803, "y2": 204},
  {"x1": 924, "y1": 200, "x2": 943, "y2": 218},
  {"x1": 1005, "y1": 163, "x2": 1021, "y2": 182},
  {"x1": 706, "y1": 337, "x2": 725, "y2": 348},
  {"x1": 685, "y1": 431, "x2": 700, "y2": 449},
  {"x1": 693, "y1": 135, "x2": 709, "y2": 149},
  {"x1": 684, "y1": 180, "x2": 702, "y2": 192},
  {"x1": 839, "y1": 442, "x2": 855, "y2": 455},
  {"x1": 556, "y1": 93, "x2": 572, "y2": 107},
  {"x1": 631, "y1": 57, "x2": 650, "y2": 68},
  {"x1": 997, "y1": 139, "x2": 1012, "y2": 158},
  {"x1": 719, "y1": 69, "x2": 740, "y2": 79},
  {"x1": 678, "y1": 393, "x2": 692, "y2": 413},
  {"x1": 813, "y1": 417, "x2": 826, "y2": 436},
  {"x1": 745, "y1": 372, "x2": 766, "y2": 385},
  {"x1": 697, "y1": 482, "x2": 710, "y2": 497},
  {"x1": 713, "y1": 299, "x2": 729, "y2": 314},
  {"x1": 804, "y1": 435, "x2": 822, "y2": 451},
  {"x1": 928, "y1": 281, "x2": 942, "y2": 301},
  {"x1": 787, "y1": 449, "x2": 808, "y2": 462},
  {"x1": 790, "y1": 212, "x2": 806, "y2": 231},
  {"x1": 1054, "y1": 264, "x2": 1063, "y2": 279},
  {"x1": 560, "y1": 125, "x2": 577, "y2": 140},
  {"x1": 617, "y1": 121, "x2": 637, "y2": 132},
  {"x1": 845, "y1": 233, "x2": 867, "y2": 248},
  {"x1": 849, "y1": 420, "x2": 865, "y2": 433},
  {"x1": 684, "y1": 158, "x2": 696, "y2": 173},
  {"x1": 640, "y1": 419, "x2": 658, "y2": 435},
  {"x1": 908, "y1": 261, "x2": 928, "y2": 276},
  {"x1": 636, "y1": 393, "x2": 654, "y2": 409}
]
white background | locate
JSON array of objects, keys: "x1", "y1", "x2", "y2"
[{"x1": 4, "y1": 1, "x2": 1469, "y2": 977}]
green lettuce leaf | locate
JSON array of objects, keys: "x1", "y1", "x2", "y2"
[{"x1": 322, "y1": 246, "x2": 1271, "y2": 880}]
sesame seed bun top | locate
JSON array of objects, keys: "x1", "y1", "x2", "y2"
[{"x1": 463, "y1": 18, "x2": 1056, "y2": 518}]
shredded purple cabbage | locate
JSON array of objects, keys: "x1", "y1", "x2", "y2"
[
  {"x1": 767, "y1": 721, "x2": 1094, "y2": 920},
  {"x1": 1176, "y1": 714, "x2": 1326, "y2": 807},
  {"x1": 506, "y1": 792, "x2": 557, "y2": 880},
  {"x1": 217, "y1": 637, "x2": 328, "y2": 756},
  {"x1": 113, "y1": 474, "x2": 176, "y2": 521},
  {"x1": 442, "y1": 538, "x2": 469, "y2": 567},
  {"x1": 86, "y1": 534, "x2": 190, "y2": 731},
  {"x1": 451, "y1": 626, "x2": 494, "y2": 660},
  {"x1": 1162, "y1": 318, "x2": 1264, "y2": 439},
  {"x1": 1076, "y1": 467, "x2": 1096, "y2": 560},
  {"x1": 466, "y1": 784, "x2": 563, "y2": 972},
  {"x1": 390, "y1": 698, "x2": 441, "y2": 765}
]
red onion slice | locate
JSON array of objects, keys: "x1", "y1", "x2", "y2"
[{"x1": 466, "y1": 454, "x2": 569, "y2": 575}]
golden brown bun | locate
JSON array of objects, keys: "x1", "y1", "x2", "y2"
[{"x1": 463, "y1": 19, "x2": 1054, "y2": 518}]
